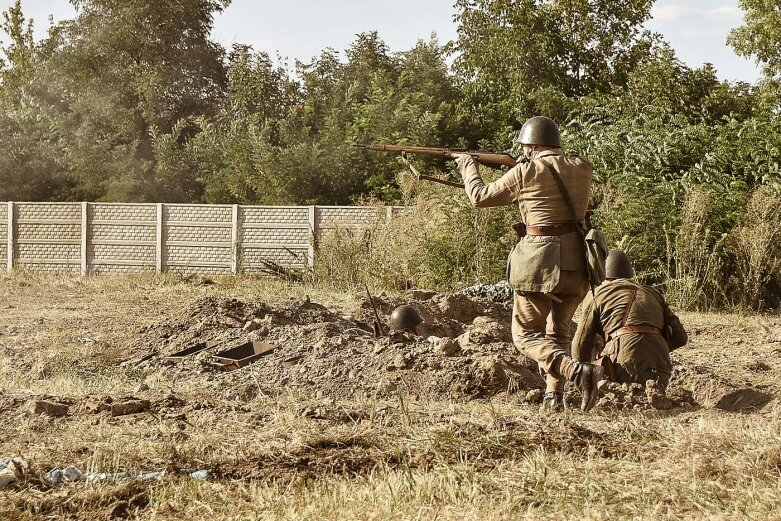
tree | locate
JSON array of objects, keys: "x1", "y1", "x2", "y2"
[
  {"x1": 31, "y1": 0, "x2": 230, "y2": 202},
  {"x1": 452, "y1": 0, "x2": 657, "y2": 146},
  {"x1": 729, "y1": 0, "x2": 781, "y2": 81},
  {"x1": 0, "y1": 1, "x2": 71, "y2": 201}
]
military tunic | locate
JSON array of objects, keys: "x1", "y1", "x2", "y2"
[
  {"x1": 458, "y1": 148, "x2": 593, "y2": 391},
  {"x1": 572, "y1": 278, "x2": 687, "y2": 389}
]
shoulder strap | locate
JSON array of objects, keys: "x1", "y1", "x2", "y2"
[
  {"x1": 621, "y1": 287, "x2": 639, "y2": 328},
  {"x1": 540, "y1": 159, "x2": 580, "y2": 227},
  {"x1": 540, "y1": 159, "x2": 595, "y2": 295}
]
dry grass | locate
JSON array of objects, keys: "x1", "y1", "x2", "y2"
[
  {"x1": 730, "y1": 189, "x2": 781, "y2": 310},
  {"x1": 0, "y1": 273, "x2": 780, "y2": 520}
]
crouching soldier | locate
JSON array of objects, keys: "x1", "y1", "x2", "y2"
[{"x1": 572, "y1": 250, "x2": 688, "y2": 390}]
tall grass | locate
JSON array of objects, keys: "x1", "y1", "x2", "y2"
[
  {"x1": 313, "y1": 172, "x2": 516, "y2": 292},
  {"x1": 663, "y1": 189, "x2": 726, "y2": 311},
  {"x1": 312, "y1": 182, "x2": 781, "y2": 312},
  {"x1": 729, "y1": 189, "x2": 781, "y2": 310}
]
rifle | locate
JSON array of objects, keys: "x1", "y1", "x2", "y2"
[
  {"x1": 353, "y1": 143, "x2": 519, "y2": 168},
  {"x1": 353, "y1": 143, "x2": 521, "y2": 189}
]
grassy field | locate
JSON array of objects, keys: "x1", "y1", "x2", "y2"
[{"x1": 0, "y1": 273, "x2": 779, "y2": 520}]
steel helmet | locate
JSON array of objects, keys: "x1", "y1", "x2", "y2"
[
  {"x1": 389, "y1": 305, "x2": 423, "y2": 331},
  {"x1": 605, "y1": 250, "x2": 635, "y2": 279},
  {"x1": 516, "y1": 116, "x2": 562, "y2": 147}
]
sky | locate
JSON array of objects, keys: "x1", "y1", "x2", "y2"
[{"x1": 0, "y1": 0, "x2": 762, "y2": 84}]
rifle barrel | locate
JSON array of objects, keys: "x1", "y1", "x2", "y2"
[{"x1": 353, "y1": 143, "x2": 518, "y2": 168}]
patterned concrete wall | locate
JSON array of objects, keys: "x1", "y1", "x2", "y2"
[
  {"x1": 15, "y1": 203, "x2": 81, "y2": 274},
  {"x1": 164, "y1": 205, "x2": 233, "y2": 275},
  {"x1": 316, "y1": 207, "x2": 385, "y2": 230},
  {"x1": 90, "y1": 204, "x2": 156, "y2": 275},
  {"x1": 1, "y1": 203, "x2": 402, "y2": 275},
  {"x1": 240, "y1": 206, "x2": 310, "y2": 273}
]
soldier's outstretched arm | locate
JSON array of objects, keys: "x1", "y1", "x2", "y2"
[
  {"x1": 572, "y1": 293, "x2": 600, "y2": 362},
  {"x1": 454, "y1": 154, "x2": 522, "y2": 208}
]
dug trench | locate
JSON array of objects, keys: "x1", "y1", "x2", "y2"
[
  {"x1": 1, "y1": 283, "x2": 780, "y2": 517},
  {"x1": 123, "y1": 291, "x2": 774, "y2": 412}
]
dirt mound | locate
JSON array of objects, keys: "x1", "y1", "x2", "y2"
[
  {"x1": 669, "y1": 364, "x2": 773, "y2": 412},
  {"x1": 124, "y1": 293, "x2": 771, "y2": 410},
  {"x1": 127, "y1": 293, "x2": 542, "y2": 401}
]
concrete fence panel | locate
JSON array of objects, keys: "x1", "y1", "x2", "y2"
[
  {"x1": 0, "y1": 203, "x2": 7, "y2": 269},
  {"x1": 239, "y1": 206, "x2": 311, "y2": 274},
  {"x1": 2, "y1": 202, "x2": 402, "y2": 276},
  {"x1": 89, "y1": 203, "x2": 157, "y2": 275},
  {"x1": 14, "y1": 203, "x2": 81, "y2": 274}
]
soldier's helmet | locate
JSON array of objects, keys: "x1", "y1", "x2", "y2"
[
  {"x1": 605, "y1": 250, "x2": 635, "y2": 279},
  {"x1": 389, "y1": 305, "x2": 423, "y2": 331},
  {"x1": 516, "y1": 116, "x2": 561, "y2": 147}
]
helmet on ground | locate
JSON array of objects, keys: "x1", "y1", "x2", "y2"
[
  {"x1": 515, "y1": 116, "x2": 561, "y2": 147},
  {"x1": 389, "y1": 305, "x2": 423, "y2": 331},
  {"x1": 605, "y1": 250, "x2": 634, "y2": 279}
]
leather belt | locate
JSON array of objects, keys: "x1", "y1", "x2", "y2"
[
  {"x1": 608, "y1": 325, "x2": 663, "y2": 341},
  {"x1": 526, "y1": 223, "x2": 578, "y2": 236}
]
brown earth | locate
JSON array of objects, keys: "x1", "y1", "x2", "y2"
[
  {"x1": 125, "y1": 292, "x2": 544, "y2": 402},
  {"x1": 0, "y1": 275, "x2": 779, "y2": 519},
  {"x1": 119, "y1": 290, "x2": 769, "y2": 413}
]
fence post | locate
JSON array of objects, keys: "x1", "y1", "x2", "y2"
[
  {"x1": 6, "y1": 201, "x2": 13, "y2": 272},
  {"x1": 385, "y1": 206, "x2": 394, "y2": 225},
  {"x1": 156, "y1": 203, "x2": 163, "y2": 273},
  {"x1": 80, "y1": 201, "x2": 89, "y2": 275},
  {"x1": 308, "y1": 205, "x2": 317, "y2": 270},
  {"x1": 231, "y1": 204, "x2": 239, "y2": 274}
]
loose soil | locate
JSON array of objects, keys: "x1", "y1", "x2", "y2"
[{"x1": 0, "y1": 275, "x2": 779, "y2": 520}]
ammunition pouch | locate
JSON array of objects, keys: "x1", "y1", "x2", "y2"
[{"x1": 511, "y1": 221, "x2": 527, "y2": 240}]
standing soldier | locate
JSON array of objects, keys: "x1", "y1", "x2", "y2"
[
  {"x1": 454, "y1": 116, "x2": 603, "y2": 412},
  {"x1": 571, "y1": 250, "x2": 687, "y2": 390}
]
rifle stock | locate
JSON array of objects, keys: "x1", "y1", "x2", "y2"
[{"x1": 353, "y1": 143, "x2": 519, "y2": 169}]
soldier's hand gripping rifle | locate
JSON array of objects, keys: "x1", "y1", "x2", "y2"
[{"x1": 353, "y1": 143, "x2": 520, "y2": 189}]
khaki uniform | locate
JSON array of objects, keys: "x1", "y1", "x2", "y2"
[
  {"x1": 572, "y1": 279, "x2": 687, "y2": 389},
  {"x1": 458, "y1": 148, "x2": 592, "y2": 392}
]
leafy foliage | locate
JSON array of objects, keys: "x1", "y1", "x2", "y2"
[
  {"x1": 0, "y1": 0, "x2": 780, "y2": 308},
  {"x1": 729, "y1": 0, "x2": 781, "y2": 82}
]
